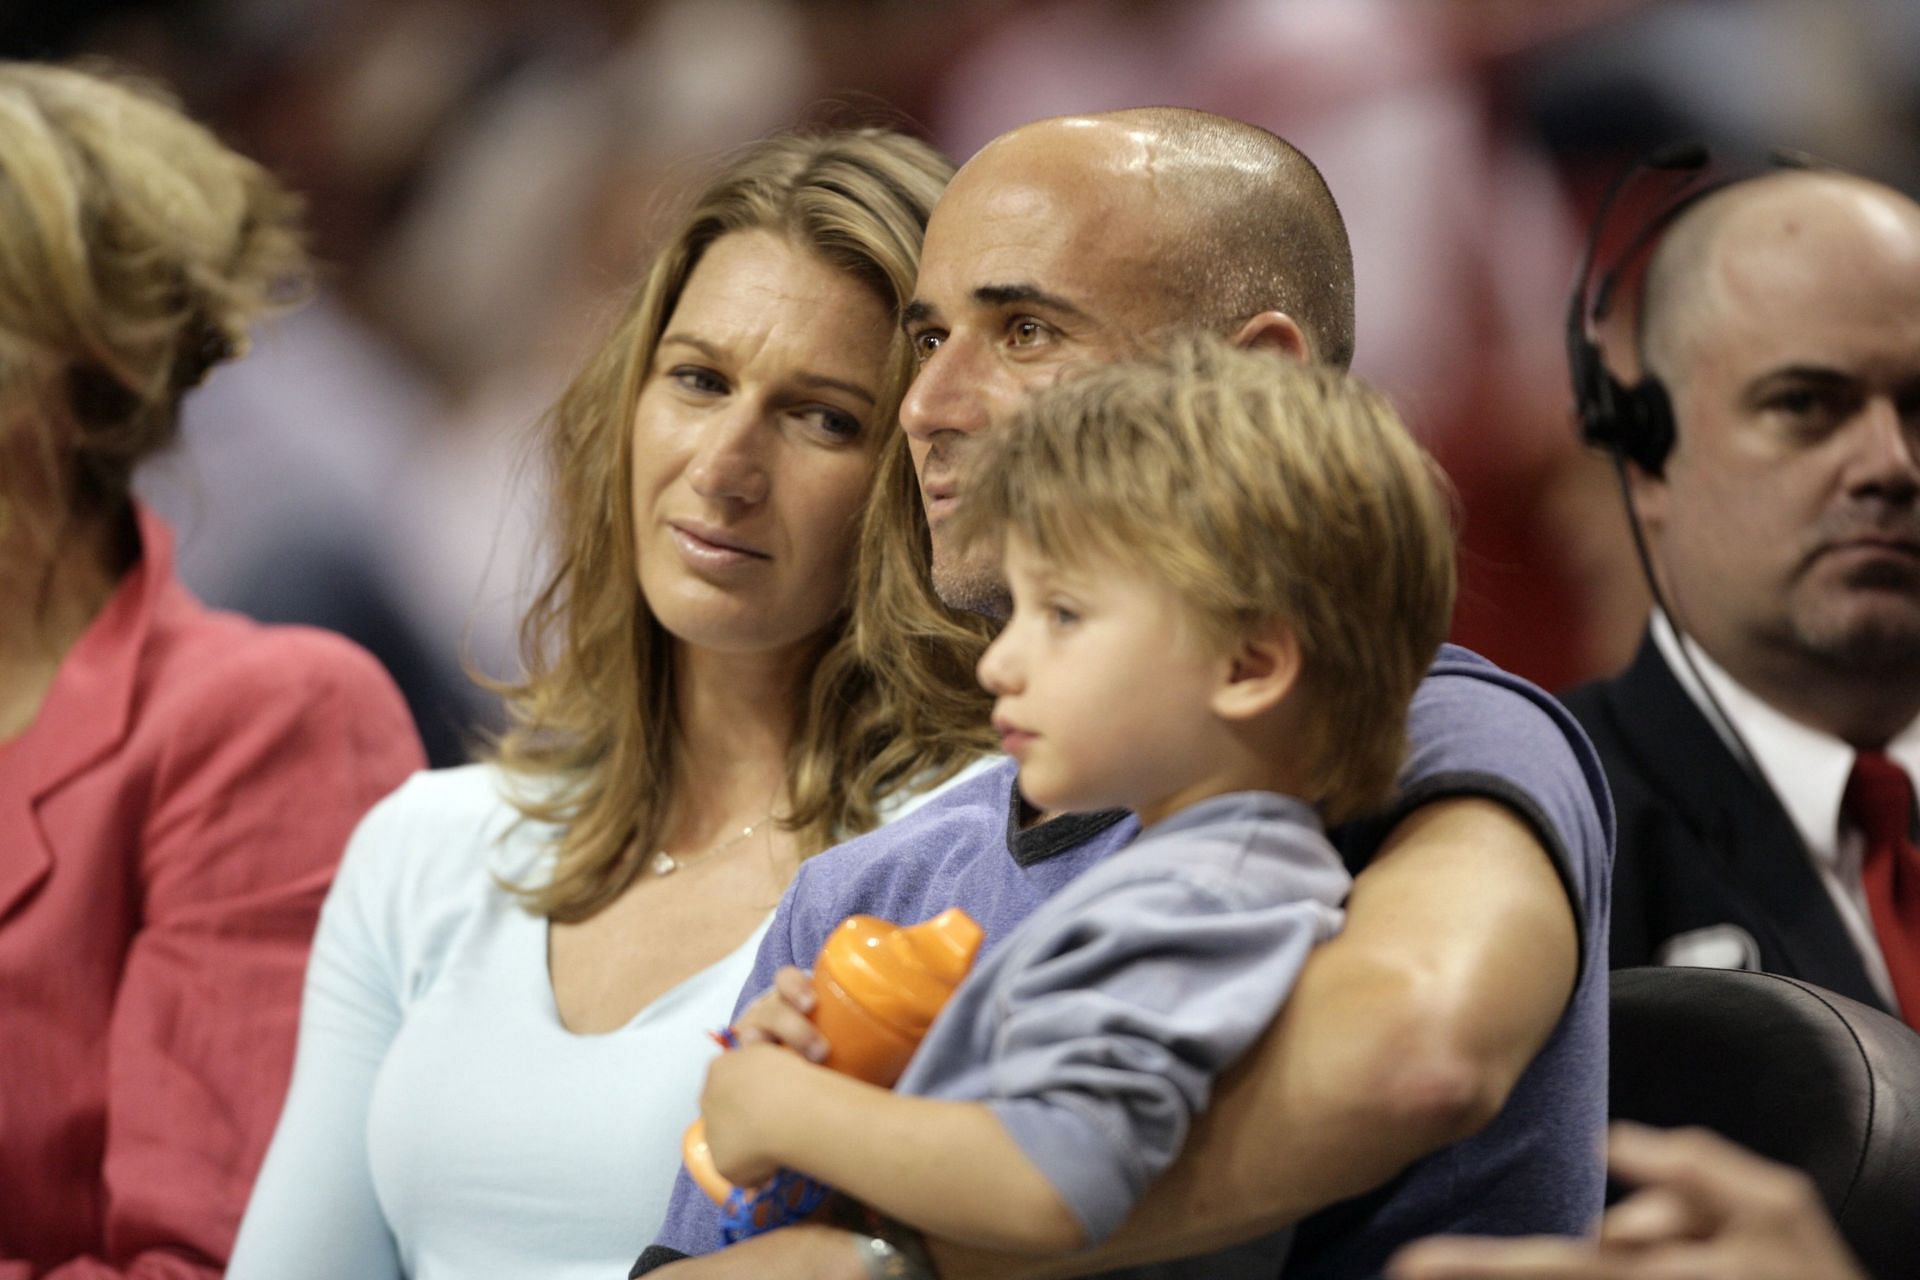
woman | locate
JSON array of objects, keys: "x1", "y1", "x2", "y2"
[
  {"x1": 0, "y1": 64, "x2": 425, "y2": 1274},
  {"x1": 230, "y1": 128, "x2": 994, "y2": 1278}
]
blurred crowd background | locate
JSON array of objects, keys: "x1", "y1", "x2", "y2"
[{"x1": 8, "y1": 0, "x2": 1918, "y2": 766}]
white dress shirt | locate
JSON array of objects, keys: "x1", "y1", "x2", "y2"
[{"x1": 1652, "y1": 612, "x2": 1920, "y2": 1007}]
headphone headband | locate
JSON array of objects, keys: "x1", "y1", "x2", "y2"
[
  {"x1": 1564, "y1": 142, "x2": 1712, "y2": 476},
  {"x1": 1566, "y1": 144, "x2": 1822, "y2": 476}
]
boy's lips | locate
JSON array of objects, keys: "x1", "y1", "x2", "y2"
[{"x1": 992, "y1": 717, "x2": 1035, "y2": 756}]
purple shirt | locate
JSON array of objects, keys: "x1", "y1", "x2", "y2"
[{"x1": 637, "y1": 645, "x2": 1613, "y2": 1278}]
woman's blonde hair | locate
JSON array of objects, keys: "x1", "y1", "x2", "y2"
[
  {"x1": 955, "y1": 333, "x2": 1458, "y2": 827},
  {"x1": 0, "y1": 61, "x2": 305, "y2": 517},
  {"x1": 492, "y1": 128, "x2": 995, "y2": 922}
]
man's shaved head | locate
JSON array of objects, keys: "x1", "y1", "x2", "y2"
[
  {"x1": 901, "y1": 106, "x2": 1359, "y2": 614},
  {"x1": 1639, "y1": 170, "x2": 1920, "y2": 388},
  {"x1": 960, "y1": 108, "x2": 1356, "y2": 367},
  {"x1": 1092, "y1": 107, "x2": 1356, "y2": 367}
]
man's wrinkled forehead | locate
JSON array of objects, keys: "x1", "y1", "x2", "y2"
[
  {"x1": 1653, "y1": 172, "x2": 1920, "y2": 377},
  {"x1": 914, "y1": 128, "x2": 1167, "y2": 310},
  {"x1": 946, "y1": 117, "x2": 1154, "y2": 214}
]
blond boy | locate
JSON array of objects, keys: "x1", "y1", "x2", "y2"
[{"x1": 698, "y1": 334, "x2": 1456, "y2": 1274}]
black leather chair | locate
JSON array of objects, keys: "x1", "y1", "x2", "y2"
[{"x1": 1611, "y1": 966, "x2": 1920, "y2": 1280}]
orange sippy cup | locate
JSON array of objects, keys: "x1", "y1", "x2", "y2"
[
  {"x1": 810, "y1": 906, "x2": 983, "y2": 1085},
  {"x1": 682, "y1": 907, "x2": 983, "y2": 1223}
]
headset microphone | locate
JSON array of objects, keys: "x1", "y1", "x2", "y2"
[{"x1": 1565, "y1": 141, "x2": 1710, "y2": 477}]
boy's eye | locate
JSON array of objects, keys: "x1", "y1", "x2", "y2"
[
  {"x1": 1048, "y1": 604, "x2": 1079, "y2": 629},
  {"x1": 910, "y1": 330, "x2": 944, "y2": 364}
]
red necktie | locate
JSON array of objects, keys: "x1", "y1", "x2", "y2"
[{"x1": 1844, "y1": 752, "x2": 1920, "y2": 1028}]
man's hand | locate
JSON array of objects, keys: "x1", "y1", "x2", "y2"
[
  {"x1": 701, "y1": 1043, "x2": 816, "y2": 1186},
  {"x1": 1385, "y1": 1123, "x2": 1867, "y2": 1280},
  {"x1": 735, "y1": 967, "x2": 829, "y2": 1062}
]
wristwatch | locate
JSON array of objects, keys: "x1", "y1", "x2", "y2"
[
  {"x1": 823, "y1": 1196, "x2": 938, "y2": 1280},
  {"x1": 854, "y1": 1230, "x2": 937, "y2": 1280}
]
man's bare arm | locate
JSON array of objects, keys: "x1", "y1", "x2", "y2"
[{"x1": 933, "y1": 795, "x2": 1580, "y2": 1278}]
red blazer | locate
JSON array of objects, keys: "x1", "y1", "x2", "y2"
[{"x1": 0, "y1": 509, "x2": 424, "y2": 1278}]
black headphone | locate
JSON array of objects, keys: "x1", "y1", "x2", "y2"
[
  {"x1": 1564, "y1": 141, "x2": 1712, "y2": 477},
  {"x1": 1566, "y1": 142, "x2": 1823, "y2": 477}
]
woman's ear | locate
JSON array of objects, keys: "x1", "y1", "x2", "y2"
[
  {"x1": 1229, "y1": 311, "x2": 1311, "y2": 364},
  {"x1": 1211, "y1": 621, "x2": 1302, "y2": 721}
]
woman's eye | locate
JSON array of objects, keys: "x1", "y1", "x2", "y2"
[
  {"x1": 1048, "y1": 604, "x2": 1079, "y2": 629},
  {"x1": 670, "y1": 366, "x2": 727, "y2": 395},
  {"x1": 798, "y1": 406, "x2": 863, "y2": 440}
]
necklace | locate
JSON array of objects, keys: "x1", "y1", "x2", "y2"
[{"x1": 648, "y1": 811, "x2": 776, "y2": 877}]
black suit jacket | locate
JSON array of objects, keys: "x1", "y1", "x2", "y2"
[{"x1": 1560, "y1": 632, "x2": 1890, "y2": 1012}]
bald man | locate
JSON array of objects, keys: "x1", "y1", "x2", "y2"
[
  {"x1": 1562, "y1": 170, "x2": 1920, "y2": 1026},
  {"x1": 638, "y1": 110, "x2": 1611, "y2": 1279}
]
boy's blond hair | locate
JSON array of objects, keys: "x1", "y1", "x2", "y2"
[{"x1": 956, "y1": 333, "x2": 1457, "y2": 825}]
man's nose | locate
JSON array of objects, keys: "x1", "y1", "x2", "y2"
[
  {"x1": 901, "y1": 338, "x2": 991, "y2": 443},
  {"x1": 686, "y1": 404, "x2": 769, "y2": 505},
  {"x1": 1847, "y1": 393, "x2": 1920, "y2": 501}
]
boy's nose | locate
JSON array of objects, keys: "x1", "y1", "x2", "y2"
[{"x1": 976, "y1": 630, "x2": 1021, "y2": 696}]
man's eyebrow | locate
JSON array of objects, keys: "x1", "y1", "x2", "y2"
[
  {"x1": 1756, "y1": 364, "x2": 1850, "y2": 383},
  {"x1": 901, "y1": 285, "x2": 1093, "y2": 335},
  {"x1": 1743, "y1": 364, "x2": 1852, "y2": 397},
  {"x1": 901, "y1": 299, "x2": 937, "y2": 332},
  {"x1": 973, "y1": 283, "x2": 1092, "y2": 322},
  {"x1": 659, "y1": 332, "x2": 874, "y2": 405}
]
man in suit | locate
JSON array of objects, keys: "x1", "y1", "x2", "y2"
[{"x1": 1561, "y1": 167, "x2": 1920, "y2": 1025}]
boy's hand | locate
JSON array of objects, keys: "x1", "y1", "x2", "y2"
[
  {"x1": 734, "y1": 966, "x2": 829, "y2": 1062},
  {"x1": 702, "y1": 1043, "x2": 816, "y2": 1187}
]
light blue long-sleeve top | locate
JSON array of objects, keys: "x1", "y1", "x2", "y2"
[{"x1": 229, "y1": 761, "x2": 986, "y2": 1280}]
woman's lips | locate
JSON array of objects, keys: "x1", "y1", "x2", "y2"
[{"x1": 669, "y1": 521, "x2": 769, "y2": 571}]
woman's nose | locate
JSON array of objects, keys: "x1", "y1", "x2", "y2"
[{"x1": 686, "y1": 404, "x2": 769, "y2": 505}]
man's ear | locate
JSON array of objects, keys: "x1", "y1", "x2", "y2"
[
  {"x1": 1624, "y1": 455, "x2": 1669, "y2": 539},
  {"x1": 1230, "y1": 311, "x2": 1311, "y2": 364},
  {"x1": 1212, "y1": 621, "x2": 1302, "y2": 721}
]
